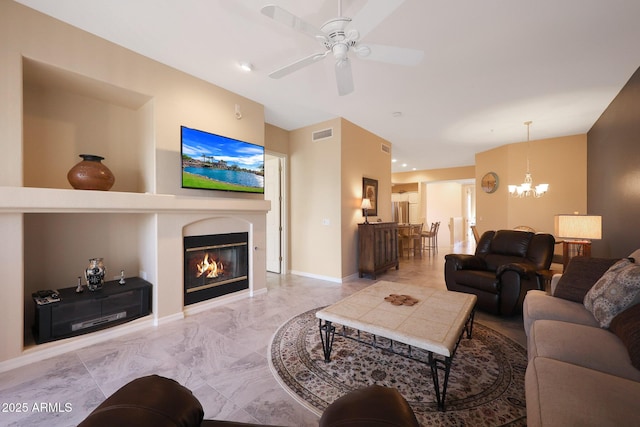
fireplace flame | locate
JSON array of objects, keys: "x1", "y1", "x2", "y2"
[{"x1": 195, "y1": 253, "x2": 224, "y2": 279}]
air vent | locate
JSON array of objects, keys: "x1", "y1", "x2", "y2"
[
  {"x1": 381, "y1": 144, "x2": 391, "y2": 154},
  {"x1": 312, "y1": 128, "x2": 333, "y2": 142}
]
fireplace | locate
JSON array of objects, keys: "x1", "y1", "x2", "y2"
[{"x1": 184, "y1": 232, "x2": 249, "y2": 305}]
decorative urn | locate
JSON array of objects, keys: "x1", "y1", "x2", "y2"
[
  {"x1": 67, "y1": 154, "x2": 115, "y2": 190},
  {"x1": 85, "y1": 258, "x2": 106, "y2": 291}
]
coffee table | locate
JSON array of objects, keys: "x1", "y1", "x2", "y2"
[{"x1": 315, "y1": 280, "x2": 476, "y2": 411}]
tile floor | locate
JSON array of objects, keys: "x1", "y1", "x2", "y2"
[{"x1": 0, "y1": 243, "x2": 526, "y2": 426}]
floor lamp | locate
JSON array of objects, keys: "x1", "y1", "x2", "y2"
[{"x1": 554, "y1": 214, "x2": 602, "y2": 270}]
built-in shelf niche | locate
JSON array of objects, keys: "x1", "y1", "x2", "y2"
[
  {"x1": 20, "y1": 58, "x2": 158, "y2": 349},
  {"x1": 22, "y1": 58, "x2": 154, "y2": 193},
  {"x1": 22, "y1": 212, "x2": 154, "y2": 347}
]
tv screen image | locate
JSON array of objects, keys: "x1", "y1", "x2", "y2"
[{"x1": 181, "y1": 126, "x2": 265, "y2": 193}]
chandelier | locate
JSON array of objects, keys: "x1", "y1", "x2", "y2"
[{"x1": 508, "y1": 121, "x2": 549, "y2": 198}]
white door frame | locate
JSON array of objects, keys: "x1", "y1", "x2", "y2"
[{"x1": 265, "y1": 151, "x2": 288, "y2": 274}]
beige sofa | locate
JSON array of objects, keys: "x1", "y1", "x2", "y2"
[{"x1": 523, "y1": 256, "x2": 640, "y2": 427}]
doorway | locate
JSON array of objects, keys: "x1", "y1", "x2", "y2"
[{"x1": 265, "y1": 152, "x2": 287, "y2": 273}]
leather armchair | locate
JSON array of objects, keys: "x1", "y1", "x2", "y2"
[
  {"x1": 444, "y1": 230, "x2": 555, "y2": 316},
  {"x1": 78, "y1": 375, "x2": 419, "y2": 427}
]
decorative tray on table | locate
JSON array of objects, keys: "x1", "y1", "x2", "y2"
[{"x1": 384, "y1": 294, "x2": 419, "y2": 306}]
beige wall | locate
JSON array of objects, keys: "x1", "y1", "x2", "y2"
[
  {"x1": 393, "y1": 165, "x2": 476, "y2": 184},
  {"x1": 289, "y1": 118, "x2": 343, "y2": 279},
  {"x1": 475, "y1": 134, "x2": 587, "y2": 235},
  {"x1": 288, "y1": 118, "x2": 392, "y2": 281},
  {"x1": 392, "y1": 183, "x2": 419, "y2": 193},
  {"x1": 341, "y1": 119, "x2": 392, "y2": 277},
  {"x1": 425, "y1": 182, "x2": 464, "y2": 246},
  {"x1": 265, "y1": 123, "x2": 290, "y2": 154}
]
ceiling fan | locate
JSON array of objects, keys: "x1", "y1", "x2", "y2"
[{"x1": 261, "y1": 0, "x2": 424, "y2": 96}]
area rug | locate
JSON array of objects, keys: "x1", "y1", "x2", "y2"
[{"x1": 268, "y1": 307, "x2": 527, "y2": 426}]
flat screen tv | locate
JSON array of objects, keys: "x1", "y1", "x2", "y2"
[{"x1": 181, "y1": 126, "x2": 265, "y2": 193}]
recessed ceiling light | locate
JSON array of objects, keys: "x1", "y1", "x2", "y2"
[
  {"x1": 392, "y1": 158, "x2": 397, "y2": 163},
  {"x1": 392, "y1": 111, "x2": 403, "y2": 117},
  {"x1": 402, "y1": 163, "x2": 408, "y2": 167},
  {"x1": 239, "y1": 62, "x2": 253, "y2": 72}
]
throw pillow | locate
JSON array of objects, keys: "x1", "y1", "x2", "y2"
[
  {"x1": 554, "y1": 256, "x2": 619, "y2": 302},
  {"x1": 584, "y1": 259, "x2": 640, "y2": 328},
  {"x1": 609, "y1": 303, "x2": 640, "y2": 370},
  {"x1": 628, "y1": 248, "x2": 640, "y2": 263}
]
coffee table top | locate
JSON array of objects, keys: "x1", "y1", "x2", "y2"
[{"x1": 316, "y1": 281, "x2": 476, "y2": 357}]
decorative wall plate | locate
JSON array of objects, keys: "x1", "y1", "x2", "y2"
[{"x1": 481, "y1": 172, "x2": 499, "y2": 193}]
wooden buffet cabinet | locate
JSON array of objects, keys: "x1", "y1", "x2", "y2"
[{"x1": 358, "y1": 222, "x2": 399, "y2": 279}]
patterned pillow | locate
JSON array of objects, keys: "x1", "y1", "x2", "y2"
[{"x1": 583, "y1": 258, "x2": 640, "y2": 328}]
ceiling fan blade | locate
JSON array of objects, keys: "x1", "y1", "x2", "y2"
[
  {"x1": 269, "y1": 51, "x2": 329, "y2": 79},
  {"x1": 261, "y1": 5, "x2": 324, "y2": 39},
  {"x1": 349, "y1": 0, "x2": 405, "y2": 39},
  {"x1": 335, "y1": 58, "x2": 354, "y2": 96},
  {"x1": 356, "y1": 43, "x2": 424, "y2": 66}
]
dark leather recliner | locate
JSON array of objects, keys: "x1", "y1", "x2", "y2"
[
  {"x1": 78, "y1": 374, "x2": 420, "y2": 427},
  {"x1": 444, "y1": 230, "x2": 555, "y2": 316}
]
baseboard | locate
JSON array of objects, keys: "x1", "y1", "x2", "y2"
[
  {"x1": 341, "y1": 272, "x2": 361, "y2": 282},
  {"x1": 290, "y1": 270, "x2": 343, "y2": 283},
  {"x1": 183, "y1": 288, "x2": 257, "y2": 316},
  {"x1": 0, "y1": 316, "x2": 155, "y2": 374},
  {"x1": 155, "y1": 311, "x2": 184, "y2": 327}
]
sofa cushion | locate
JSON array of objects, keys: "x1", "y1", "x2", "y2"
[
  {"x1": 584, "y1": 258, "x2": 640, "y2": 328},
  {"x1": 523, "y1": 290, "x2": 599, "y2": 337},
  {"x1": 554, "y1": 256, "x2": 619, "y2": 302},
  {"x1": 525, "y1": 357, "x2": 640, "y2": 427},
  {"x1": 610, "y1": 303, "x2": 640, "y2": 370},
  {"x1": 528, "y1": 319, "x2": 640, "y2": 381}
]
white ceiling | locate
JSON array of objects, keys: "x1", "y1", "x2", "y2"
[{"x1": 15, "y1": 0, "x2": 640, "y2": 172}]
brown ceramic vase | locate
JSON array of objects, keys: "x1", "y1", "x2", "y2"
[{"x1": 67, "y1": 154, "x2": 115, "y2": 191}]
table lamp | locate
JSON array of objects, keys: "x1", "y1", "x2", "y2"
[
  {"x1": 361, "y1": 198, "x2": 372, "y2": 224},
  {"x1": 554, "y1": 214, "x2": 602, "y2": 269}
]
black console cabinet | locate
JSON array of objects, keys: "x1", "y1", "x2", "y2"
[{"x1": 33, "y1": 277, "x2": 152, "y2": 344}]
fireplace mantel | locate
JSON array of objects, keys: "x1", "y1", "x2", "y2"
[{"x1": 0, "y1": 186, "x2": 270, "y2": 214}]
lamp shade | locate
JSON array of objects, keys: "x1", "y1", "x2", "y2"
[
  {"x1": 361, "y1": 198, "x2": 372, "y2": 210},
  {"x1": 554, "y1": 215, "x2": 602, "y2": 240}
]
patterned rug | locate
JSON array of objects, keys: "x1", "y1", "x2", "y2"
[{"x1": 269, "y1": 307, "x2": 527, "y2": 426}]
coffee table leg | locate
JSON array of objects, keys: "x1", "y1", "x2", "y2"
[
  {"x1": 465, "y1": 308, "x2": 476, "y2": 339},
  {"x1": 318, "y1": 319, "x2": 335, "y2": 362},
  {"x1": 428, "y1": 352, "x2": 452, "y2": 411},
  {"x1": 428, "y1": 308, "x2": 474, "y2": 411}
]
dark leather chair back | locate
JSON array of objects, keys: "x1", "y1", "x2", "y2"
[
  {"x1": 526, "y1": 233, "x2": 556, "y2": 270},
  {"x1": 476, "y1": 230, "x2": 554, "y2": 272}
]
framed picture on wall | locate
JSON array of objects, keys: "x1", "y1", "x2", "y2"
[{"x1": 362, "y1": 177, "x2": 378, "y2": 216}]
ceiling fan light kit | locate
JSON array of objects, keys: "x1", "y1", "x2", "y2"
[{"x1": 261, "y1": 0, "x2": 423, "y2": 96}]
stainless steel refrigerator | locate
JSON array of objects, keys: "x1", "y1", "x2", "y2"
[{"x1": 391, "y1": 201, "x2": 410, "y2": 224}]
